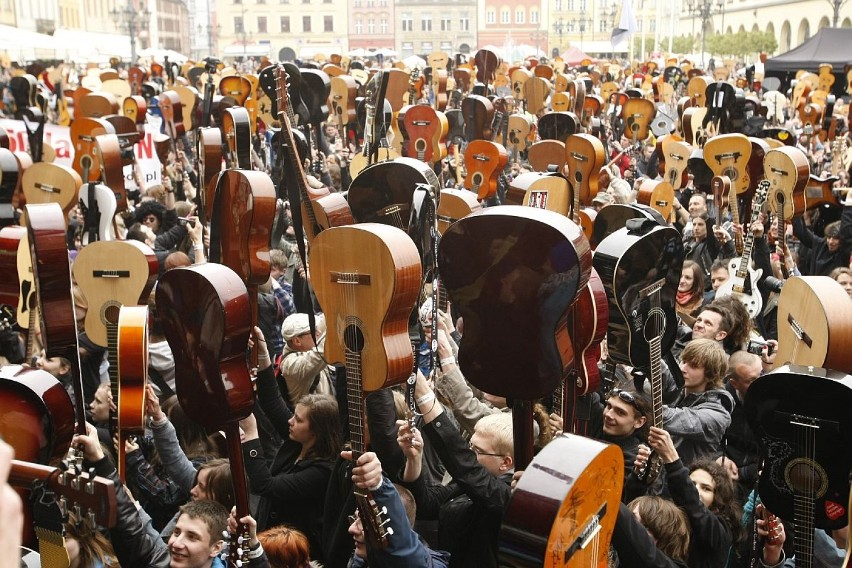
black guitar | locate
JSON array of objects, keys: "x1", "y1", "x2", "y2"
[
  {"x1": 703, "y1": 80, "x2": 736, "y2": 137},
  {"x1": 745, "y1": 365, "x2": 852, "y2": 567},
  {"x1": 537, "y1": 111, "x2": 580, "y2": 143}
]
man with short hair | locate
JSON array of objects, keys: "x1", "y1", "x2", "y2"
[
  {"x1": 793, "y1": 192, "x2": 852, "y2": 275},
  {"x1": 716, "y1": 350, "x2": 762, "y2": 494}
]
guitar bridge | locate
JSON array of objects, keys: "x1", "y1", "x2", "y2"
[
  {"x1": 639, "y1": 278, "x2": 665, "y2": 299},
  {"x1": 786, "y1": 314, "x2": 813, "y2": 348},
  {"x1": 331, "y1": 272, "x2": 371, "y2": 285}
]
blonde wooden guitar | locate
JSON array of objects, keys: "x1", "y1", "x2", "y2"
[
  {"x1": 436, "y1": 188, "x2": 480, "y2": 235},
  {"x1": 514, "y1": 172, "x2": 571, "y2": 216}
]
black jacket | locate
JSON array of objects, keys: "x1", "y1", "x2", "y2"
[
  {"x1": 403, "y1": 410, "x2": 512, "y2": 568},
  {"x1": 612, "y1": 502, "x2": 688, "y2": 568},
  {"x1": 792, "y1": 204, "x2": 852, "y2": 276}
]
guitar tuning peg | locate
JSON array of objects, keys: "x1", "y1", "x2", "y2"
[
  {"x1": 386, "y1": 527, "x2": 394, "y2": 536},
  {"x1": 88, "y1": 509, "x2": 96, "y2": 527}
]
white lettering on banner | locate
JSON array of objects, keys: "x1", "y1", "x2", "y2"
[{"x1": 0, "y1": 118, "x2": 163, "y2": 190}]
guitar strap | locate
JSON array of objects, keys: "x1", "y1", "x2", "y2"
[{"x1": 83, "y1": 183, "x2": 100, "y2": 243}]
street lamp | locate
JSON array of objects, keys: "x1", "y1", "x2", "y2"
[
  {"x1": 686, "y1": 0, "x2": 724, "y2": 68},
  {"x1": 111, "y1": 1, "x2": 151, "y2": 65},
  {"x1": 198, "y1": 23, "x2": 222, "y2": 58},
  {"x1": 530, "y1": 29, "x2": 546, "y2": 59},
  {"x1": 553, "y1": 17, "x2": 565, "y2": 56},
  {"x1": 575, "y1": 16, "x2": 592, "y2": 52}
]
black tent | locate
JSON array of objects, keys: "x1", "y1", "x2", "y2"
[{"x1": 765, "y1": 27, "x2": 852, "y2": 73}]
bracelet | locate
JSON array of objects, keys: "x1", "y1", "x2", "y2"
[
  {"x1": 440, "y1": 356, "x2": 456, "y2": 367},
  {"x1": 416, "y1": 392, "x2": 436, "y2": 406},
  {"x1": 193, "y1": 243, "x2": 204, "y2": 249},
  {"x1": 368, "y1": 477, "x2": 384, "y2": 492}
]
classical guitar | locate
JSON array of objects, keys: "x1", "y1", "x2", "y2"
[
  {"x1": 499, "y1": 434, "x2": 622, "y2": 566},
  {"x1": 712, "y1": 175, "x2": 744, "y2": 255},
  {"x1": 221, "y1": 106, "x2": 253, "y2": 170},
  {"x1": 403, "y1": 105, "x2": 449, "y2": 165},
  {"x1": 565, "y1": 268, "x2": 609, "y2": 401},
  {"x1": 115, "y1": 305, "x2": 149, "y2": 483},
  {"x1": 349, "y1": 157, "x2": 439, "y2": 231},
  {"x1": 69, "y1": 117, "x2": 115, "y2": 182},
  {"x1": 527, "y1": 140, "x2": 566, "y2": 173},
  {"x1": 21, "y1": 162, "x2": 81, "y2": 219},
  {"x1": 310, "y1": 223, "x2": 421, "y2": 548},
  {"x1": 77, "y1": 91, "x2": 119, "y2": 119},
  {"x1": 537, "y1": 111, "x2": 579, "y2": 143},
  {"x1": 463, "y1": 139, "x2": 507, "y2": 200},
  {"x1": 636, "y1": 179, "x2": 676, "y2": 223},
  {"x1": 745, "y1": 365, "x2": 852, "y2": 568},
  {"x1": 349, "y1": 70, "x2": 398, "y2": 177},
  {"x1": 774, "y1": 276, "x2": 852, "y2": 371},
  {"x1": 78, "y1": 182, "x2": 118, "y2": 244},
  {"x1": 621, "y1": 97, "x2": 656, "y2": 142},
  {"x1": 513, "y1": 171, "x2": 571, "y2": 216},
  {"x1": 0, "y1": 226, "x2": 26, "y2": 314},
  {"x1": 218, "y1": 75, "x2": 252, "y2": 106},
  {"x1": 703, "y1": 133, "x2": 752, "y2": 196},
  {"x1": 565, "y1": 133, "x2": 605, "y2": 240},
  {"x1": 156, "y1": 264, "x2": 255, "y2": 567},
  {"x1": 660, "y1": 135, "x2": 691, "y2": 190},
  {"x1": 715, "y1": 181, "x2": 769, "y2": 318},
  {"x1": 274, "y1": 65, "x2": 353, "y2": 246},
  {"x1": 461, "y1": 94, "x2": 494, "y2": 142},
  {"x1": 764, "y1": 146, "x2": 810, "y2": 221},
  {"x1": 330, "y1": 74, "x2": 358, "y2": 127}
]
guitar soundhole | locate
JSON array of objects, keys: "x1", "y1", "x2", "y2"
[
  {"x1": 102, "y1": 302, "x2": 121, "y2": 327},
  {"x1": 415, "y1": 139, "x2": 426, "y2": 152},
  {"x1": 574, "y1": 171, "x2": 582, "y2": 184},
  {"x1": 472, "y1": 173, "x2": 483, "y2": 187},
  {"x1": 785, "y1": 458, "x2": 829, "y2": 497},
  {"x1": 343, "y1": 323, "x2": 365, "y2": 353},
  {"x1": 643, "y1": 308, "x2": 666, "y2": 343}
]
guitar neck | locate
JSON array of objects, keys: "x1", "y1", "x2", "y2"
[{"x1": 223, "y1": 421, "x2": 252, "y2": 565}]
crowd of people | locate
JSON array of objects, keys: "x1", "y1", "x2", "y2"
[{"x1": 0, "y1": 50, "x2": 850, "y2": 568}]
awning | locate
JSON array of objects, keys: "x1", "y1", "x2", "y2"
[
  {"x1": 52, "y1": 28, "x2": 132, "y2": 62},
  {"x1": 298, "y1": 45, "x2": 344, "y2": 59},
  {"x1": 0, "y1": 24, "x2": 59, "y2": 62}
]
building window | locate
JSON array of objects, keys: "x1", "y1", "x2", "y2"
[
  {"x1": 650, "y1": 19, "x2": 656, "y2": 32},
  {"x1": 257, "y1": 15, "x2": 267, "y2": 32},
  {"x1": 567, "y1": 0, "x2": 574, "y2": 10},
  {"x1": 234, "y1": 15, "x2": 244, "y2": 33},
  {"x1": 324, "y1": 15, "x2": 333, "y2": 31},
  {"x1": 421, "y1": 12, "x2": 432, "y2": 32},
  {"x1": 460, "y1": 12, "x2": 470, "y2": 31},
  {"x1": 366, "y1": 0, "x2": 373, "y2": 6},
  {"x1": 353, "y1": 0, "x2": 360, "y2": 5},
  {"x1": 441, "y1": 40, "x2": 452, "y2": 51},
  {"x1": 303, "y1": 15, "x2": 311, "y2": 31},
  {"x1": 380, "y1": 17, "x2": 387, "y2": 33},
  {"x1": 422, "y1": 41, "x2": 433, "y2": 52},
  {"x1": 378, "y1": 0, "x2": 387, "y2": 5},
  {"x1": 500, "y1": 8, "x2": 510, "y2": 24},
  {"x1": 355, "y1": 19, "x2": 362, "y2": 34},
  {"x1": 441, "y1": 15, "x2": 451, "y2": 31},
  {"x1": 368, "y1": 18, "x2": 375, "y2": 33},
  {"x1": 555, "y1": 0, "x2": 561, "y2": 9},
  {"x1": 280, "y1": 15, "x2": 290, "y2": 32},
  {"x1": 530, "y1": 9, "x2": 539, "y2": 24},
  {"x1": 486, "y1": 9, "x2": 495, "y2": 24},
  {"x1": 515, "y1": 8, "x2": 524, "y2": 23},
  {"x1": 579, "y1": 0, "x2": 586, "y2": 10},
  {"x1": 402, "y1": 12, "x2": 412, "y2": 31}
]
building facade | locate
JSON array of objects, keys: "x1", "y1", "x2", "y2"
[
  {"x1": 349, "y1": 0, "x2": 394, "y2": 51},
  {"x1": 393, "y1": 0, "x2": 477, "y2": 57}
]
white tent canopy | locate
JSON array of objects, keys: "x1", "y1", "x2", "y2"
[
  {"x1": 52, "y1": 28, "x2": 132, "y2": 62},
  {"x1": 224, "y1": 42, "x2": 272, "y2": 57},
  {"x1": 138, "y1": 47, "x2": 188, "y2": 64},
  {"x1": 0, "y1": 24, "x2": 58, "y2": 62}
]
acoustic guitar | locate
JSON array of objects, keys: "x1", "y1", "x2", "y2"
[
  {"x1": 78, "y1": 182, "x2": 118, "y2": 244},
  {"x1": 274, "y1": 65, "x2": 353, "y2": 245},
  {"x1": 745, "y1": 365, "x2": 852, "y2": 568},
  {"x1": 621, "y1": 97, "x2": 656, "y2": 142},
  {"x1": 636, "y1": 179, "x2": 676, "y2": 223},
  {"x1": 21, "y1": 163, "x2": 81, "y2": 219},
  {"x1": 527, "y1": 140, "x2": 566, "y2": 173},
  {"x1": 113, "y1": 305, "x2": 149, "y2": 484},
  {"x1": 660, "y1": 135, "x2": 691, "y2": 190},
  {"x1": 463, "y1": 139, "x2": 508, "y2": 201},
  {"x1": 715, "y1": 181, "x2": 769, "y2": 318},
  {"x1": 565, "y1": 133, "x2": 605, "y2": 240},
  {"x1": 764, "y1": 146, "x2": 810, "y2": 221},
  {"x1": 310, "y1": 223, "x2": 421, "y2": 549},
  {"x1": 221, "y1": 106, "x2": 253, "y2": 170},
  {"x1": 219, "y1": 75, "x2": 252, "y2": 106},
  {"x1": 0, "y1": 226, "x2": 26, "y2": 313},
  {"x1": 403, "y1": 105, "x2": 449, "y2": 165},
  {"x1": 349, "y1": 157, "x2": 439, "y2": 231},
  {"x1": 537, "y1": 111, "x2": 579, "y2": 144},
  {"x1": 703, "y1": 133, "x2": 752, "y2": 196},
  {"x1": 499, "y1": 434, "x2": 622, "y2": 567},
  {"x1": 438, "y1": 206, "x2": 591, "y2": 400},
  {"x1": 69, "y1": 117, "x2": 115, "y2": 182},
  {"x1": 515, "y1": 171, "x2": 571, "y2": 216},
  {"x1": 156, "y1": 263, "x2": 255, "y2": 566},
  {"x1": 775, "y1": 276, "x2": 852, "y2": 371}
]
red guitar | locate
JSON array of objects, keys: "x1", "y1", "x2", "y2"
[
  {"x1": 156, "y1": 264, "x2": 255, "y2": 566},
  {"x1": 116, "y1": 305, "x2": 149, "y2": 483},
  {"x1": 402, "y1": 105, "x2": 449, "y2": 165},
  {"x1": 463, "y1": 139, "x2": 507, "y2": 200}
]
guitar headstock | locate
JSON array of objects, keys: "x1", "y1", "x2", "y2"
[
  {"x1": 274, "y1": 64, "x2": 289, "y2": 123},
  {"x1": 0, "y1": 304, "x2": 14, "y2": 331},
  {"x1": 356, "y1": 492, "x2": 393, "y2": 550},
  {"x1": 10, "y1": 460, "x2": 117, "y2": 529}
]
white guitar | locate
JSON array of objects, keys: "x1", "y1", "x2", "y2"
[
  {"x1": 715, "y1": 180, "x2": 769, "y2": 317},
  {"x1": 78, "y1": 182, "x2": 117, "y2": 244}
]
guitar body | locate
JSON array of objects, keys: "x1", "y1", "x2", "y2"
[
  {"x1": 72, "y1": 240, "x2": 158, "y2": 348},
  {"x1": 403, "y1": 105, "x2": 448, "y2": 164},
  {"x1": 0, "y1": 226, "x2": 25, "y2": 311},
  {"x1": 500, "y1": 434, "x2": 622, "y2": 567},
  {"x1": 0, "y1": 365, "x2": 74, "y2": 466},
  {"x1": 537, "y1": 111, "x2": 579, "y2": 143},
  {"x1": 715, "y1": 260, "x2": 763, "y2": 317},
  {"x1": 703, "y1": 133, "x2": 752, "y2": 195},
  {"x1": 592, "y1": 222, "x2": 683, "y2": 367},
  {"x1": 565, "y1": 133, "x2": 605, "y2": 206},
  {"x1": 528, "y1": 140, "x2": 566, "y2": 173},
  {"x1": 218, "y1": 75, "x2": 252, "y2": 106},
  {"x1": 116, "y1": 305, "x2": 148, "y2": 482},
  {"x1": 621, "y1": 98, "x2": 655, "y2": 141},
  {"x1": 515, "y1": 172, "x2": 571, "y2": 216},
  {"x1": 77, "y1": 91, "x2": 118, "y2": 118},
  {"x1": 198, "y1": 127, "x2": 223, "y2": 221},
  {"x1": 438, "y1": 206, "x2": 591, "y2": 398},
  {"x1": 567, "y1": 269, "x2": 609, "y2": 395},
  {"x1": 156, "y1": 264, "x2": 253, "y2": 430},
  {"x1": 463, "y1": 140, "x2": 508, "y2": 200},
  {"x1": 636, "y1": 179, "x2": 675, "y2": 222},
  {"x1": 804, "y1": 174, "x2": 842, "y2": 209},
  {"x1": 349, "y1": 157, "x2": 438, "y2": 231},
  {"x1": 78, "y1": 182, "x2": 118, "y2": 244},
  {"x1": 460, "y1": 94, "x2": 494, "y2": 141},
  {"x1": 221, "y1": 106, "x2": 253, "y2": 170},
  {"x1": 436, "y1": 188, "x2": 481, "y2": 235},
  {"x1": 310, "y1": 224, "x2": 421, "y2": 392},
  {"x1": 508, "y1": 114, "x2": 534, "y2": 154},
  {"x1": 765, "y1": 146, "x2": 810, "y2": 221},
  {"x1": 745, "y1": 365, "x2": 852, "y2": 532},
  {"x1": 213, "y1": 169, "x2": 277, "y2": 287},
  {"x1": 330, "y1": 74, "x2": 358, "y2": 126},
  {"x1": 775, "y1": 276, "x2": 852, "y2": 371},
  {"x1": 660, "y1": 136, "x2": 691, "y2": 190},
  {"x1": 69, "y1": 117, "x2": 115, "y2": 182}
]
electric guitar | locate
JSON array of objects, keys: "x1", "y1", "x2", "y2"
[{"x1": 715, "y1": 181, "x2": 769, "y2": 318}]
